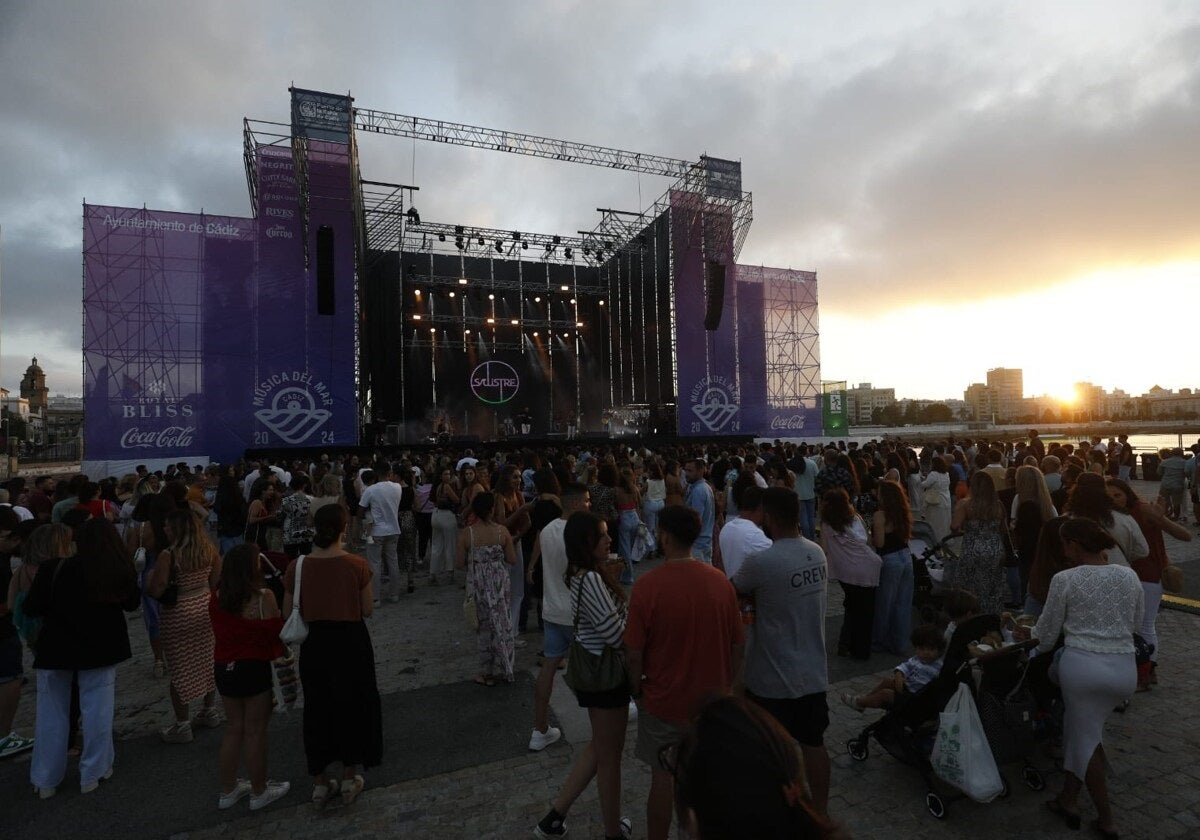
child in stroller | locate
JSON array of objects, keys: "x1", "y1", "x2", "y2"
[{"x1": 841, "y1": 624, "x2": 945, "y2": 712}]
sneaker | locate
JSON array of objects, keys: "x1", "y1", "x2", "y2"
[
  {"x1": 34, "y1": 785, "x2": 56, "y2": 800},
  {"x1": 160, "y1": 721, "x2": 194, "y2": 743},
  {"x1": 218, "y1": 778, "x2": 252, "y2": 810},
  {"x1": 529, "y1": 726, "x2": 562, "y2": 751},
  {"x1": 620, "y1": 817, "x2": 633, "y2": 839},
  {"x1": 81, "y1": 768, "x2": 114, "y2": 794},
  {"x1": 193, "y1": 707, "x2": 223, "y2": 729},
  {"x1": 533, "y1": 811, "x2": 568, "y2": 838},
  {"x1": 0, "y1": 732, "x2": 34, "y2": 758},
  {"x1": 249, "y1": 780, "x2": 291, "y2": 811},
  {"x1": 627, "y1": 700, "x2": 638, "y2": 722}
]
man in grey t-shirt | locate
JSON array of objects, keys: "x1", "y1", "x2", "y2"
[{"x1": 731, "y1": 486, "x2": 831, "y2": 817}]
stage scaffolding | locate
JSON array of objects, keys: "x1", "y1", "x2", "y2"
[{"x1": 736, "y1": 265, "x2": 821, "y2": 409}]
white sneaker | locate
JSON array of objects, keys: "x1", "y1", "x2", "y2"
[
  {"x1": 528, "y1": 726, "x2": 562, "y2": 751},
  {"x1": 81, "y1": 767, "x2": 114, "y2": 794},
  {"x1": 193, "y1": 707, "x2": 223, "y2": 729},
  {"x1": 249, "y1": 780, "x2": 291, "y2": 811},
  {"x1": 159, "y1": 721, "x2": 194, "y2": 743},
  {"x1": 627, "y1": 700, "x2": 639, "y2": 722},
  {"x1": 218, "y1": 778, "x2": 252, "y2": 810}
]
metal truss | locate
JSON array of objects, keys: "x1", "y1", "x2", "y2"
[
  {"x1": 408, "y1": 272, "x2": 608, "y2": 297},
  {"x1": 355, "y1": 109, "x2": 695, "y2": 178},
  {"x1": 739, "y1": 265, "x2": 821, "y2": 408},
  {"x1": 408, "y1": 311, "x2": 584, "y2": 332},
  {"x1": 242, "y1": 119, "x2": 292, "y2": 217},
  {"x1": 403, "y1": 221, "x2": 615, "y2": 266}
]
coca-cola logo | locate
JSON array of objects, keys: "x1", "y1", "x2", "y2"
[
  {"x1": 770, "y1": 414, "x2": 805, "y2": 431},
  {"x1": 120, "y1": 426, "x2": 196, "y2": 449}
]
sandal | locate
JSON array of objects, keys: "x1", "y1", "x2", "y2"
[
  {"x1": 473, "y1": 674, "x2": 497, "y2": 687},
  {"x1": 840, "y1": 692, "x2": 864, "y2": 713},
  {"x1": 312, "y1": 778, "x2": 340, "y2": 809},
  {"x1": 341, "y1": 774, "x2": 364, "y2": 805},
  {"x1": 1045, "y1": 797, "x2": 1081, "y2": 830}
]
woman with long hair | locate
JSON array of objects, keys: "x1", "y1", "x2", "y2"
[
  {"x1": 496, "y1": 465, "x2": 532, "y2": 635},
  {"x1": 1026, "y1": 518, "x2": 1142, "y2": 839},
  {"x1": 458, "y1": 464, "x2": 485, "y2": 524},
  {"x1": 663, "y1": 460, "x2": 685, "y2": 507},
  {"x1": 245, "y1": 478, "x2": 281, "y2": 553},
  {"x1": 1011, "y1": 465, "x2": 1057, "y2": 603},
  {"x1": 668, "y1": 695, "x2": 843, "y2": 840},
  {"x1": 430, "y1": 467, "x2": 461, "y2": 586},
  {"x1": 456, "y1": 492, "x2": 518, "y2": 685},
  {"x1": 615, "y1": 467, "x2": 643, "y2": 587},
  {"x1": 25, "y1": 520, "x2": 139, "y2": 798},
  {"x1": 949, "y1": 472, "x2": 1009, "y2": 614},
  {"x1": 214, "y1": 474, "x2": 249, "y2": 556},
  {"x1": 871, "y1": 481, "x2": 914, "y2": 654},
  {"x1": 284, "y1": 504, "x2": 381, "y2": 807},
  {"x1": 918, "y1": 456, "x2": 953, "y2": 543},
  {"x1": 1066, "y1": 473, "x2": 1147, "y2": 567},
  {"x1": 1105, "y1": 477, "x2": 1191, "y2": 685},
  {"x1": 589, "y1": 462, "x2": 620, "y2": 539},
  {"x1": 1025, "y1": 516, "x2": 1070, "y2": 617},
  {"x1": 210, "y1": 544, "x2": 289, "y2": 811},
  {"x1": 533, "y1": 511, "x2": 631, "y2": 840},
  {"x1": 642, "y1": 461, "x2": 667, "y2": 556},
  {"x1": 820, "y1": 489, "x2": 881, "y2": 661},
  {"x1": 149, "y1": 509, "x2": 221, "y2": 743}
]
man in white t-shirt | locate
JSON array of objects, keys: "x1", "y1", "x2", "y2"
[
  {"x1": 718, "y1": 481, "x2": 772, "y2": 579},
  {"x1": 524, "y1": 482, "x2": 589, "y2": 751},
  {"x1": 358, "y1": 469, "x2": 404, "y2": 605}
]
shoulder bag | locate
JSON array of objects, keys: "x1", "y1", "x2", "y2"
[
  {"x1": 1161, "y1": 563, "x2": 1184, "y2": 594},
  {"x1": 279, "y1": 555, "x2": 309, "y2": 645},
  {"x1": 562, "y1": 574, "x2": 627, "y2": 694}
]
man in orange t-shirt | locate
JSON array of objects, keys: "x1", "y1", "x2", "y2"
[{"x1": 625, "y1": 504, "x2": 744, "y2": 840}]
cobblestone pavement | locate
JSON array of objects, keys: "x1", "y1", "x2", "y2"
[{"x1": 7, "y1": 477, "x2": 1200, "y2": 839}]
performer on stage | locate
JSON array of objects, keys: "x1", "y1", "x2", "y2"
[{"x1": 518, "y1": 408, "x2": 532, "y2": 436}]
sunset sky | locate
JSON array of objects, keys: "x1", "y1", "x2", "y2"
[{"x1": 1, "y1": 1, "x2": 1198, "y2": 401}]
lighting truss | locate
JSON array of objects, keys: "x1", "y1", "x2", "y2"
[
  {"x1": 403, "y1": 221, "x2": 617, "y2": 266},
  {"x1": 409, "y1": 312, "x2": 583, "y2": 331},
  {"x1": 407, "y1": 272, "x2": 607, "y2": 297}
]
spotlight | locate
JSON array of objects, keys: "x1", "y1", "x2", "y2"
[
  {"x1": 599, "y1": 300, "x2": 605, "y2": 306},
  {"x1": 560, "y1": 285, "x2": 569, "y2": 291},
  {"x1": 583, "y1": 247, "x2": 591, "y2": 257},
  {"x1": 534, "y1": 296, "x2": 541, "y2": 303},
  {"x1": 576, "y1": 322, "x2": 583, "y2": 327},
  {"x1": 521, "y1": 242, "x2": 528, "y2": 250},
  {"x1": 413, "y1": 314, "x2": 421, "y2": 320},
  {"x1": 465, "y1": 329, "x2": 472, "y2": 334},
  {"x1": 458, "y1": 278, "x2": 468, "y2": 285},
  {"x1": 552, "y1": 235, "x2": 561, "y2": 244},
  {"x1": 454, "y1": 225, "x2": 464, "y2": 236},
  {"x1": 512, "y1": 231, "x2": 521, "y2": 241},
  {"x1": 477, "y1": 237, "x2": 484, "y2": 246},
  {"x1": 429, "y1": 327, "x2": 436, "y2": 333},
  {"x1": 495, "y1": 241, "x2": 503, "y2": 253},
  {"x1": 533, "y1": 331, "x2": 539, "y2": 337},
  {"x1": 562, "y1": 332, "x2": 569, "y2": 338},
  {"x1": 487, "y1": 317, "x2": 495, "y2": 324},
  {"x1": 564, "y1": 248, "x2": 573, "y2": 260},
  {"x1": 488, "y1": 293, "x2": 495, "y2": 300},
  {"x1": 455, "y1": 237, "x2": 464, "y2": 250},
  {"x1": 406, "y1": 207, "x2": 420, "y2": 226},
  {"x1": 414, "y1": 289, "x2": 421, "y2": 297},
  {"x1": 570, "y1": 298, "x2": 576, "y2": 305},
  {"x1": 510, "y1": 319, "x2": 518, "y2": 325},
  {"x1": 449, "y1": 292, "x2": 456, "y2": 298},
  {"x1": 438, "y1": 233, "x2": 446, "y2": 242}
]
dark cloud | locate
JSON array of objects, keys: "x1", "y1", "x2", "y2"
[{"x1": 2, "y1": 1, "x2": 1198, "y2": 395}]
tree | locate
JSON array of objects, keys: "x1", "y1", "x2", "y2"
[{"x1": 919, "y1": 403, "x2": 953, "y2": 424}]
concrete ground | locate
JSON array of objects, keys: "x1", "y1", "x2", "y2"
[{"x1": 2, "y1": 477, "x2": 1198, "y2": 839}]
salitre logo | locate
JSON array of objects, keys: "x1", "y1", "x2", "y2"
[
  {"x1": 253, "y1": 371, "x2": 333, "y2": 444},
  {"x1": 470, "y1": 361, "x2": 520, "y2": 405},
  {"x1": 689, "y1": 375, "x2": 740, "y2": 433}
]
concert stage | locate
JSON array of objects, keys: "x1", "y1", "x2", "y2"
[{"x1": 82, "y1": 88, "x2": 837, "y2": 474}]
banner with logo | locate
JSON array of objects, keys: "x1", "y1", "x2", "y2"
[{"x1": 290, "y1": 88, "x2": 353, "y2": 143}]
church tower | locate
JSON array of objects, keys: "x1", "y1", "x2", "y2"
[{"x1": 20, "y1": 357, "x2": 49, "y2": 415}]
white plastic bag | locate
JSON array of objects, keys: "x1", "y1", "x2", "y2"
[{"x1": 931, "y1": 683, "x2": 1004, "y2": 802}]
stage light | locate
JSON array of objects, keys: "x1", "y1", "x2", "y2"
[
  {"x1": 438, "y1": 233, "x2": 446, "y2": 242},
  {"x1": 458, "y1": 278, "x2": 468, "y2": 285},
  {"x1": 583, "y1": 247, "x2": 591, "y2": 257},
  {"x1": 510, "y1": 319, "x2": 519, "y2": 325},
  {"x1": 534, "y1": 296, "x2": 541, "y2": 303},
  {"x1": 562, "y1": 332, "x2": 569, "y2": 338},
  {"x1": 487, "y1": 317, "x2": 495, "y2": 324},
  {"x1": 560, "y1": 285, "x2": 569, "y2": 291},
  {"x1": 521, "y1": 242, "x2": 528, "y2": 250},
  {"x1": 564, "y1": 248, "x2": 573, "y2": 260},
  {"x1": 465, "y1": 329, "x2": 471, "y2": 334},
  {"x1": 512, "y1": 231, "x2": 521, "y2": 240},
  {"x1": 599, "y1": 300, "x2": 605, "y2": 306},
  {"x1": 477, "y1": 237, "x2": 484, "y2": 246},
  {"x1": 429, "y1": 327, "x2": 436, "y2": 333},
  {"x1": 449, "y1": 292, "x2": 456, "y2": 298},
  {"x1": 455, "y1": 225, "x2": 464, "y2": 235},
  {"x1": 488, "y1": 293, "x2": 495, "y2": 300},
  {"x1": 533, "y1": 331, "x2": 539, "y2": 337},
  {"x1": 406, "y1": 207, "x2": 421, "y2": 226},
  {"x1": 552, "y1": 235, "x2": 561, "y2": 244},
  {"x1": 570, "y1": 299, "x2": 576, "y2": 304},
  {"x1": 414, "y1": 289, "x2": 421, "y2": 297},
  {"x1": 413, "y1": 314, "x2": 421, "y2": 320},
  {"x1": 576, "y1": 322, "x2": 583, "y2": 327},
  {"x1": 455, "y1": 237, "x2": 464, "y2": 250},
  {"x1": 495, "y1": 241, "x2": 503, "y2": 253}
]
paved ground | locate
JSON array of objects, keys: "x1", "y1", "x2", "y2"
[{"x1": 2, "y1": 478, "x2": 1198, "y2": 839}]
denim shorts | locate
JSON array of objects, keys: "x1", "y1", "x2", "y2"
[{"x1": 542, "y1": 621, "x2": 574, "y2": 659}]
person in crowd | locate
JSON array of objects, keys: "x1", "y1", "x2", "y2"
[
  {"x1": 820, "y1": 488, "x2": 881, "y2": 661},
  {"x1": 495, "y1": 464, "x2": 532, "y2": 635},
  {"x1": 842, "y1": 623, "x2": 945, "y2": 711},
  {"x1": 732, "y1": 487, "x2": 832, "y2": 816},
  {"x1": 814, "y1": 452, "x2": 858, "y2": 502},
  {"x1": 663, "y1": 460, "x2": 686, "y2": 507},
  {"x1": 308, "y1": 473, "x2": 345, "y2": 515},
  {"x1": 24, "y1": 476, "x2": 56, "y2": 523},
  {"x1": 283, "y1": 503, "x2": 381, "y2": 807},
  {"x1": 668, "y1": 695, "x2": 843, "y2": 840},
  {"x1": 522, "y1": 469, "x2": 563, "y2": 635},
  {"x1": 948, "y1": 472, "x2": 1008, "y2": 614},
  {"x1": 457, "y1": 492, "x2": 518, "y2": 685},
  {"x1": 527, "y1": 482, "x2": 591, "y2": 752},
  {"x1": 149, "y1": 509, "x2": 222, "y2": 743},
  {"x1": 393, "y1": 465, "x2": 418, "y2": 594},
  {"x1": 0, "y1": 510, "x2": 36, "y2": 758},
  {"x1": 791, "y1": 446, "x2": 819, "y2": 541},
  {"x1": 1105, "y1": 477, "x2": 1191, "y2": 687},
  {"x1": 918, "y1": 456, "x2": 953, "y2": 543},
  {"x1": 642, "y1": 461, "x2": 667, "y2": 555},
  {"x1": 430, "y1": 467, "x2": 461, "y2": 586},
  {"x1": 25, "y1": 520, "x2": 139, "y2": 797},
  {"x1": 50, "y1": 475, "x2": 84, "y2": 524},
  {"x1": 458, "y1": 463, "x2": 486, "y2": 521},
  {"x1": 871, "y1": 480, "x2": 915, "y2": 654},
  {"x1": 358, "y1": 468, "x2": 404, "y2": 605},
  {"x1": 279, "y1": 474, "x2": 315, "y2": 560},
  {"x1": 1065, "y1": 473, "x2": 1146, "y2": 566},
  {"x1": 75, "y1": 481, "x2": 118, "y2": 522},
  {"x1": 244, "y1": 477, "x2": 281, "y2": 553},
  {"x1": 625, "y1": 504, "x2": 745, "y2": 840},
  {"x1": 589, "y1": 462, "x2": 619, "y2": 541},
  {"x1": 1010, "y1": 465, "x2": 1057, "y2": 603},
  {"x1": 533, "y1": 511, "x2": 631, "y2": 840},
  {"x1": 1041, "y1": 455, "x2": 1064, "y2": 493},
  {"x1": 210, "y1": 544, "x2": 290, "y2": 811},
  {"x1": 615, "y1": 467, "x2": 644, "y2": 586},
  {"x1": 412, "y1": 468, "x2": 436, "y2": 571},
  {"x1": 1157, "y1": 448, "x2": 1188, "y2": 521},
  {"x1": 214, "y1": 474, "x2": 249, "y2": 556},
  {"x1": 682, "y1": 460, "x2": 716, "y2": 564},
  {"x1": 1021, "y1": 518, "x2": 1142, "y2": 840},
  {"x1": 718, "y1": 480, "x2": 773, "y2": 580}
]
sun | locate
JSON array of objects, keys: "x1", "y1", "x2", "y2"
[{"x1": 1053, "y1": 386, "x2": 1078, "y2": 405}]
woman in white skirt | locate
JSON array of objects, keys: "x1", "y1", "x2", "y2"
[
  {"x1": 918, "y1": 456, "x2": 952, "y2": 543},
  {"x1": 1027, "y1": 517, "x2": 1143, "y2": 839}
]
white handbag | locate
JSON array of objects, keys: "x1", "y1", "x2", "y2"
[{"x1": 279, "y1": 555, "x2": 309, "y2": 645}]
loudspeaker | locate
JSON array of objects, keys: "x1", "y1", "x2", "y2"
[
  {"x1": 316, "y1": 225, "x2": 335, "y2": 315},
  {"x1": 703, "y1": 261, "x2": 725, "y2": 330}
]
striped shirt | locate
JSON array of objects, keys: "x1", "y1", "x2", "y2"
[{"x1": 569, "y1": 571, "x2": 627, "y2": 655}]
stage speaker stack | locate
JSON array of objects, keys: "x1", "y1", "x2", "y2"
[
  {"x1": 316, "y1": 225, "x2": 336, "y2": 315},
  {"x1": 703, "y1": 261, "x2": 725, "y2": 330}
]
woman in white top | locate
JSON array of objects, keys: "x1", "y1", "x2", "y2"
[
  {"x1": 918, "y1": 456, "x2": 952, "y2": 543},
  {"x1": 642, "y1": 462, "x2": 667, "y2": 557},
  {"x1": 1026, "y1": 518, "x2": 1142, "y2": 839},
  {"x1": 533, "y1": 511, "x2": 630, "y2": 840},
  {"x1": 1064, "y1": 473, "x2": 1146, "y2": 567}
]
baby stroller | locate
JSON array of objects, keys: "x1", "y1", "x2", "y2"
[
  {"x1": 845, "y1": 615, "x2": 1046, "y2": 819},
  {"x1": 908, "y1": 520, "x2": 955, "y2": 624}
]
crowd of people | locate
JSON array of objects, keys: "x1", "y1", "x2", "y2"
[{"x1": 0, "y1": 429, "x2": 1191, "y2": 838}]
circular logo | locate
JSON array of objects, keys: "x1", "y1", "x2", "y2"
[{"x1": 470, "y1": 361, "x2": 520, "y2": 405}]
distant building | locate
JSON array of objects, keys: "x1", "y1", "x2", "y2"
[
  {"x1": 846, "y1": 383, "x2": 896, "y2": 425},
  {"x1": 986, "y1": 368, "x2": 1023, "y2": 423},
  {"x1": 19, "y1": 357, "x2": 49, "y2": 416},
  {"x1": 964, "y1": 382, "x2": 994, "y2": 421}
]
